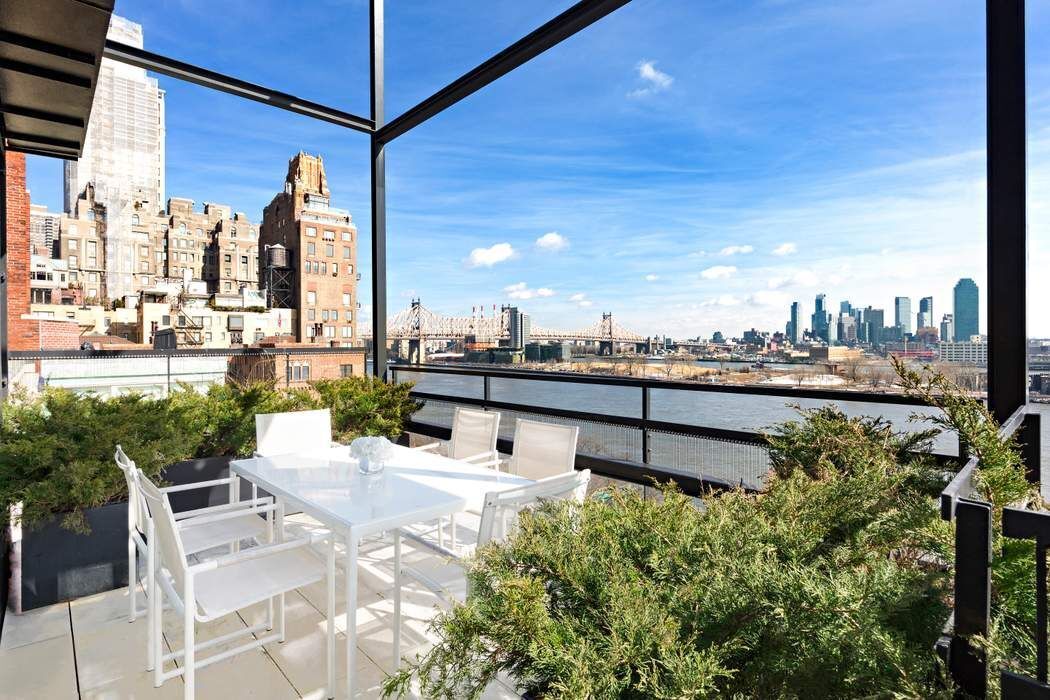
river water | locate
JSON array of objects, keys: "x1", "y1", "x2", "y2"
[{"x1": 393, "y1": 365, "x2": 1050, "y2": 488}]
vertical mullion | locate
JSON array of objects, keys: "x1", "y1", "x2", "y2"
[
  {"x1": 369, "y1": 0, "x2": 388, "y2": 379},
  {"x1": 985, "y1": 0, "x2": 1027, "y2": 423}
]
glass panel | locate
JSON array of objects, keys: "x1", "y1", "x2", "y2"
[{"x1": 112, "y1": 1, "x2": 370, "y2": 111}]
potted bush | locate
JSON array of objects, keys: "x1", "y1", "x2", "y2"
[
  {"x1": 1, "y1": 389, "x2": 196, "y2": 612},
  {"x1": 1, "y1": 377, "x2": 421, "y2": 611}
]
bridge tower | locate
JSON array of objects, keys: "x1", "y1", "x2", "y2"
[
  {"x1": 407, "y1": 298, "x2": 423, "y2": 364},
  {"x1": 598, "y1": 312, "x2": 615, "y2": 356}
]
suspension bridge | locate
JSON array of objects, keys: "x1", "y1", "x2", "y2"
[{"x1": 366, "y1": 299, "x2": 649, "y2": 356}]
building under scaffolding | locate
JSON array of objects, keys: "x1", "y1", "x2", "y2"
[{"x1": 62, "y1": 14, "x2": 165, "y2": 300}]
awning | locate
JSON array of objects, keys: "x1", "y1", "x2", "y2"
[{"x1": 0, "y1": 0, "x2": 114, "y2": 159}]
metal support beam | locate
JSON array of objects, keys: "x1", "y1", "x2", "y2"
[
  {"x1": 369, "y1": 0, "x2": 388, "y2": 379},
  {"x1": 377, "y1": 0, "x2": 631, "y2": 143},
  {"x1": 0, "y1": 29, "x2": 97, "y2": 65},
  {"x1": 986, "y1": 0, "x2": 1027, "y2": 424},
  {"x1": 0, "y1": 57, "x2": 92, "y2": 88},
  {"x1": 102, "y1": 41, "x2": 374, "y2": 134},
  {"x1": 2, "y1": 131, "x2": 81, "y2": 152},
  {"x1": 0, "y1": 103, "x2": 85, "y2": 128}
]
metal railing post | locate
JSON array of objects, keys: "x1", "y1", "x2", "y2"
[
  {"x1": 166, "y1": 349, "x2": 171, "y2": 396},
  {"x1": 1022, "y1": 411, "x2": 1042, "y2": 485},
  {"x1": 285, "y1": 351, "x2": 291, "y2": 388},
  {"x1": 950, "y1": 499, "x2": 992, "y2": 698},
  {"x1": 641, "y1": 385, "x2": 650, "y2": 464},
  {"x1": 483, "y1": 375, "x2": 490, "y2": 409}
]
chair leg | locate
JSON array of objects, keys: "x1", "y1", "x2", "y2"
[
  {"x1": 326, "y1": 539, "x2": 336, "y2": 699},
  {"x1": 450, "y1": 513, "x2": 457, "y2": 553},
  {"x1": 183, "y1": 582, "x2": 195, "y2": 700},
  {"x1": 393, "y1": 530, "x2": 402, "y2": 669},
  {"x1": 128, "y1": 536, "x2": 137, "y2": 623},
  {"x1": 146, "y1": 541, "x2": 155, "y2": 671},
  {"x1": 152, "y1": 575, "x2": 163, "y2": 688}
]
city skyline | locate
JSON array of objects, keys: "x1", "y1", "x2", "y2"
[{"x1": 23, "y1": 1, "x2": 1050, "y2": 338}]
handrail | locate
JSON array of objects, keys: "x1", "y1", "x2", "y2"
[
  {"x1": 939, "y1": 403, "x2": 1029, "y2": 521},
  {"x1": 391, "y1": 362, "x2": 936, "y2": 405}
]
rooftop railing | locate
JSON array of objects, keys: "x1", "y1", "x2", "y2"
[{"x1": 391, "y1": 362, "x2": 965, "y2": 497}]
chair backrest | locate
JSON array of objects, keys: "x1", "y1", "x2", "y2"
[
  {"x1": 507, "y1": 419, "x2": 579, "y2": 481},
  {"x1": 255, "y1": 408, "x2": 332, "y2": 457},
  {"x1": 448, "y1": 407, "x2": 500, "y2": 462},
  {"x1": 114, "y1": 445, "x2": 146, "y2": 535},
  {"x1": 135, "y1": 472, "x2": 189, "y2": 592},
  {"x1": 477, "y1": 469, "x2": 590, "y2": 546}
]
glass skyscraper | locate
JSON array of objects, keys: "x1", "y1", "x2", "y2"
[
  {"x1": 894, "y1": 296, "x2": 912, "y2": 335},
  {"x1": 952, "y1": 278, "x2": 979, "y2": 341}
]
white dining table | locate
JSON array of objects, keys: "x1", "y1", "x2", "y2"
[{"x1": 230, "y1": 443, "x2": 532, "y2": 699}]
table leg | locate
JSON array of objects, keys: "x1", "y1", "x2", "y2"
[
  {"x1": 346, "y1": 533, "x2": 359, "y2": 699},
  {"x1": 393, "y1": 530, "x2": 401, "y2": 669},
  {"x1": 327, "y1": 537, "x2": 336, "y2": 699}
]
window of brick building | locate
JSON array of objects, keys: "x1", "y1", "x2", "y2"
[{"x1": 340, "y1": 364, "x2": 353, "y2": 377}]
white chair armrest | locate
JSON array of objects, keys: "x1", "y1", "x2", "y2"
[
  {"x1": 160, "y1": 477, "x2": 235, "y2": 494},
  {"x1": 189, "y1": 533, "x2": 329, "y2": 574},
  {"x1": 413, "y1": 442, "x2": 441, "y2": 452},
  {"x1": 470, "y1": 459, "x2": 503, "y2": 471},
  {"x1": 177, "y1": 501, "x2": 278, "y2": 529},
  {"x1": 172, "y1": 497, "x2": 273, "y2": 521},
  {"x1": 460, "y1": 450, "x2": 498, "y2": 464}
]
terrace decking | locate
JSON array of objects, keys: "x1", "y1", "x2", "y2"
[{"x1": 0, "y1": 518, "x2": 518, "y2": 699}]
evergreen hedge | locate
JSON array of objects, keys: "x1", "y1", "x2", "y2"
[
  {"x1": 0, "y1": 376, "x2": 421, "y2": 533},
  {"x1": 385, "y1": 362, "x2": 1038, "y2": 699}
]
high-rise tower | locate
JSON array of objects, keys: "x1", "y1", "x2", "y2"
[
  {"x1": 953, "y1": 278, "x2": 979, "y2": 341},
  {"x1": 63, "y1": 15, "x2": 165, "y2": 299}
]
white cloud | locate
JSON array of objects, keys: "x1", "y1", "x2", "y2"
[
  {"x1": 503, "y1": 282, "x2": 556, "y2": 300},
  {"x1": 772, "y1": 242, "x2": 798, "y2": 256},
  {"x1": 569, "y1": 292, "x2": 592, "y2": 308},
  {"x1": 644, "y1": 274, "x2": 660, "y2": 282},
  {"x1": 700, "y1": 295, "x2": 741, "y2": 307},
  {"x1": 747, "y1": 290, "x2": 789, "y2": 307},
  {"x1": 535, "y1": 231, "x2": 568, "y2": 252},
  {"x1": 628, "y1": 60, "x2": 674, "y2": 98},
  {"x1": 700, "y1": 265, "x2": 737, "y2": 280},
  {"x1": 719, "y1": 245, "x2": 754, "y2": 256},
  {"x1": 767, "y1": 269, "x2": 819, "y2": 289},
  {"x1": 466, "y1": 242, "x2": 515, "y2": 268}
]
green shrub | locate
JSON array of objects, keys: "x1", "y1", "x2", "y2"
[
  {"x1": 386, "y1": 404, "x2": 954, "y2": 699},
  {"x1": 0, "y1": 388, "x2": 197, "y2": 533},
  {"x1": 0, "y1": 376, "x2": 421, "y2": 533},
  {"x1": 387, "y1": 362, "x2": 1039, "y2": 699},
  {"x1": 313, "y1": 376, "x2": 423, "y2": 442}
]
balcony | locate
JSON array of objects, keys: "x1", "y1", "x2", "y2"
[{"x1": 1, "y1": 0, "x2": 1046, "y2": 698}]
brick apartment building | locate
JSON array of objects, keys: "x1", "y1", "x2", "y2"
[
  {"x1": 46, "y1": 188, "x2": 262, "y2": 301},
  {"x1": 260, "y1": 153, "x2": 358, "y2": 345},
  {"x1": 5, "y1": 152, "x2": 80, "y2": 352},
  {"x1": 227, "y1": 337, "x2": 365, "y2": 387}
]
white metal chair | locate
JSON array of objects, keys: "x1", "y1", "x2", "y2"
[
  {"x1": 114, "y1": 446, "x2": 271, "y2": 631},
  {"x1": 395, "y1": 470, "x2": 591, "y2": 621},
  {"x1": 414, "y1": 407, "x2": 502, "y2": 549},
  {"x1": 254, "y1": 408, "x2": 339, "y2": 457},
  {"x1": 415, "y1": 406, "x2": 500, "y2": 465},
  {"x1": 137, "y1": 471, "x2": 334, "y2": 699},
  {"x1": 505, "y1": 419, "x2": 580, "y2": 481}
]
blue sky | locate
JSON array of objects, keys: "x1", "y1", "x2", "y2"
[{"x1": 26, "y1": 0, "x2": 1050, "y2": 338}]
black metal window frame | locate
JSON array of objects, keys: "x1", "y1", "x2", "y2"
[{"x1": 0, "y1": 0, "x2": 1029, "y2": 426}]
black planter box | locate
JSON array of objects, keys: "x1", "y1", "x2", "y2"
[{"x1": 7, "y1": 455, "x2": 247, "y2": 613}]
